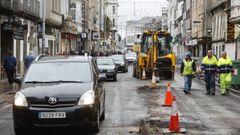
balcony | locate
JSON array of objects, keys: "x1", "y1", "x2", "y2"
[
  {"x1": 45, "y1": 1, "x2": 62, "y2": 27},
  {"x1": 0, "y1": 0, "x2": 40, "y2": 20},
  {"x1": 230, "y1": 5, "x2": 240, "y2": 23}
]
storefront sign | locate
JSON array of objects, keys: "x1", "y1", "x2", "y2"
[
  {"x1": 13, "y1": 25, "x2": 27, "y2": 40},
  {"x1": 186, "y1": 39, "x2": 197, "y2": 46},
  {"x1": 2, "y1": 22, "x2": 13, "y2": 31}
]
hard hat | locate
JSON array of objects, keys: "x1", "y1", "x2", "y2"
[{"x1": 186, "y1": 52, "x2": 191, "y2": 57}]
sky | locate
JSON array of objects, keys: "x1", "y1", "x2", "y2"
[{"x1": 118, "y1": 0, "x2": 168, "y2": 38}]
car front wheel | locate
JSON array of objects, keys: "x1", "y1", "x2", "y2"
[
  {"x1": 113, "y1": 75, "x2": 117, "y2": 81},
  {"x1": 14, "y1": 127, "x2": 27, "y2": 135},
  {"x1": 92, "y1": 110, "x2": 100, "y2": 133}
]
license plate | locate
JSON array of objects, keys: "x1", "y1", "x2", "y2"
[
  {"x1": 100, "y1": 73, "x2": 106, "y2": 77},
  {"x1": 38, "y1": 112, "x2": 66, "y2": 119}
]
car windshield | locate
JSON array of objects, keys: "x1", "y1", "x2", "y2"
[
  {"x1": 97, "y1": 58, "x2": 114, "y2": 65},
  {"x1": 24, "y1": 62, "x2": 91, "y2": 82},
  {"x1": 111, "y1": 55, "x2": 124, "y2": 61},
  {"x1": 126, "y1": 52, "x2": 136, "y2": 57}
]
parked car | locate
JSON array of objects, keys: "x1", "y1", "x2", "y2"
[
  {"x1": 96, "y1": 57, "x2": 117, "y2": 81},
  {"x1": 13, "y1": 55, "x2": 105, "y2": 134},
  {"x1": 111, "y1": 55, "x2": 128, "y2": 72},
  {"x1": 125, "y1": 52, "x2": 137, "y2": 63}
]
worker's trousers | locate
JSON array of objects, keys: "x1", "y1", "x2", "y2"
[
  {"x1": 205, "y1": 73, "x2": 215, "y2": 94},
  {"x1": 220, "y1": 73, "x2": 231, "y2": 94}
]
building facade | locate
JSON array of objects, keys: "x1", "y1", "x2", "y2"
[
  {"x1": 230, "y1": 0, "x2": 240, "y2": 60},
  {"x1": 0, "y1": 0, "x2": 41, "y2": 75},
  {"x1": 167, "y1": 0, "x2": 238, "y2": 61},
  {"x1": 106, "y1": 0, "x2": 118, "y2": 51}
]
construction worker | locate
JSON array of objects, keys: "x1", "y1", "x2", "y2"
[
  {"x1": 201, "y1": 50, "x2": 218, "y2": 95},
  {"x1": 218, "y1": 51, "x2": 233, "y2": 95},
  {"x1": 180, "y1": 52, "x2": 196, "y2": 94}
]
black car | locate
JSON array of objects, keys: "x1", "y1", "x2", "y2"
[
  {"x1": 96, "y1": 57, "x2": 117, "y2": 81},
  {"x1": 13, "y1": 55, "x2": 105, "y2": 134},
  {"x1": 111, "y1": 55, "x2": 128, "y2": 72}
]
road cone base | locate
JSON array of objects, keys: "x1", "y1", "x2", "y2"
[
  {"x1": 163, "y1": 128, "x2": 186, "y2": 133},
  {"x1": 162, "y1": 104, "x2": 172, "y2": 107}
]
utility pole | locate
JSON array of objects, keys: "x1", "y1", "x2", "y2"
[
  {"x1": 42, "y1": 0, "x2": 46, "y2": 54},
  {"x1": 133, "y1": 1, "x2": 136, "y2": 16}
]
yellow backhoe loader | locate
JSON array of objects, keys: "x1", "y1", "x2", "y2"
[{"x1": 133, "y1": 31, "x2": 176, "y2": 80}]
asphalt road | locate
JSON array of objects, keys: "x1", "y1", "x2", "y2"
[{"x1": 0, "y1": 65, "x2": 240, "y2": 135}]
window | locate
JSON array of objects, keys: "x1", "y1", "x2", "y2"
[
  {"x1": 113, "y1": 19, "x2": 115, "y2": 27},
  {"x1": 113, "y1": 6, "x2": 116, "y2": 14},
  {"x1": 52, "y1": 0, "x2": 60, "y2": 13}
]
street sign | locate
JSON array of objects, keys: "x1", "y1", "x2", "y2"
[
  {"x1": 92, "y1": 32, "x2": 99, "y2": 40},
  {"x1": 81, "y1": 33, "x2": 87, "y2": 39}
]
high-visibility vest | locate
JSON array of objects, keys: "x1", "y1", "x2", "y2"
[
  {"x1": 201, "y1": 56, "x2": 218, "y2": 73},
  {"x1": 183, "y1": 59, "x2": 193, "y2": 75},
  {"x1": 218, "y1": 57, "x2": 233, "y2": 74}
]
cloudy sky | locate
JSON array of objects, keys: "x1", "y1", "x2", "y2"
[{"x1": 118, "y1": 0, "x2": 168, "y2": 38}]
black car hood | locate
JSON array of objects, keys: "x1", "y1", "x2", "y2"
[
  {"x1": 98, "y1": 65, "x2": 115, "y2": 70},
  {"x1": 21, "y1": 82, "x2": 93, "y2": 99}
]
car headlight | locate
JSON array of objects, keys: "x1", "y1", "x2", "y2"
[
  {"x1": 121, "y1": 63, "x2": 124, "y2": 66},
  {"x1": 14, "y1": 92, "x2": 28, "y2": 107},
  {"x1": 108, "y1": 69, "x2": 115, "y2": 72},
  {"x1": 78, "y1": 90, "x2": 95, "y2": 105}
]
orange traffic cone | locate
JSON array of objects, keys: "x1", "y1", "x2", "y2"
[
  {"x1": 142, "y1": 68, "x2": 146, "y2": 80},
  {"x1": 164, "y1": 96, "x2": 186, "y2": 133},
  {"x1": 163, "y1": 82, "x2": 173, "y2": 106},
  {"x1": 169, "y1": 96, "x2": 180, "y2": 132}
]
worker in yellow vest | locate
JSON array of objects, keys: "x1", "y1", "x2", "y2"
[
  {"x1": 201, "y1": 50, "x2": 218, "y2": 95},
  {"x1": 180, "y1": 52, "x2": 196, "y2": 94},
  {"x1": 218, "y1": 51, "x2": 233, "y2": 95}
]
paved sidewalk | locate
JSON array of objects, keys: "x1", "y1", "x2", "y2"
[{"x1": 0, "y1": 79, "x2": 18, "y2": 106}]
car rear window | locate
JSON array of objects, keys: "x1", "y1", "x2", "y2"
[
  {"x1": 111, "y1": 55, "x2": 124, "y2": 61},
  {"x1": 97, "y1": 58, "x2": 114, "y2": 65},
  {"x1": 24, "y1": 62, "x2": 91, "y2": 82}
]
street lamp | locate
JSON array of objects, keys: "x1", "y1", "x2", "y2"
[{"x1": 42, "y1": 0, "x2": 46, "y2": 54}]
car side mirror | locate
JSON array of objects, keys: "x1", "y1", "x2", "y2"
[
  {"x1": 14, "y1": 77, "x2": 22, "y2": 85},
  {"x1": 98, "y1": 75, "x2": 104, "y2": 82}
]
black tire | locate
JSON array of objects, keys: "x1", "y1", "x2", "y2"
[
  {"x1": 133, "y1": 66, "x2": 136, "y2": 77},
  {"x1": 14, "y1": 127, "x2": 26, "y2": 135},
  {"x1": 92, "y1": 110, "x2": 100, "y2": 133},
  {"x1": 100, "y1": 109, "x2": 105, "y2": 121},
  {"x1": 113, "y1": 75, "x2": 117, "y2": 81}
]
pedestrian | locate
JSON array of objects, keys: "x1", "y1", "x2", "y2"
[
  {"x1": 180, "y1": 52, "x2": 196, "y2": 94},
  {"x1": 218, "y1": 51, "x2": 233, "y2": 95},
  {"x1": 201, "y1": 50, "x2": 218, "y2": 95},
  {"x1": 24, "y1": 51, "x2": 35, "y2": 70},
  {"x1": 3, "y1": 51, "x2": 17, "y2": 84}
]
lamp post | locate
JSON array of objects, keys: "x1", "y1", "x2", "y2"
[{"x1": 42, "y1": 0, "x2": 46, "y2": 54}]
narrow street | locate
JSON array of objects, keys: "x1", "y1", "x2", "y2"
[{"x1": 0, "y1": 65, "x2": 240, "y2": 135}]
